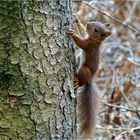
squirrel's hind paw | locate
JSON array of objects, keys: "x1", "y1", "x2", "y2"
[{"x1": 74, "y1": 79, "x2": 80, "y2": 91}]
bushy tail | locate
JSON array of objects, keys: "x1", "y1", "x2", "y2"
[{"x1": 77, "y1": 82, "x2": 100, "y2": 139}]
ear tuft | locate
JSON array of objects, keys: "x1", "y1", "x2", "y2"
[{"x1": 104, "y1": 23, "x2": 111, "y2": 29}]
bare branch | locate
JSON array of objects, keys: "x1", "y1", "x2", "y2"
[
  {"x1": 102, "y1": 101, "x2": 140, "y2": 113},
  {"x1": 123, "y1": 0, "x2": 139, "y2": 24}
]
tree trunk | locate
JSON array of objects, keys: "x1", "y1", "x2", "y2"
[{"x1": 0, "y1": 1, "x2": 76, "y2": 140}]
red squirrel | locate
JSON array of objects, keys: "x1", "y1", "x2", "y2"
[{"x1": 68, "y1": 16, "x2": 111, "y2": 138}]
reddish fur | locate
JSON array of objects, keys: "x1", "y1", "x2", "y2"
[
  {"x1": 76, "y1": 39, "x2": 100, "y2": 138},
  {"x1": 72, "y1": 35, "x2": 100, "y2": 139},
  {"x1": 68, "y1": 21, "x2": 111, "y2": 138}
]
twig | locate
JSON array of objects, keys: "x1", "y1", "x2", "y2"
[
  {"x1": 118, "y1": 84, "x2": 140, "y2": 119},
  {"x1": 73, "y1": 0, "x2": 85, "y2": 2},
  {"x1": 123, "y1": 0, "x2": 138, "y2": 24},
  {"x1": 118, "y1": 126, "x2": 140, "y2": 137},
  {"x1": 73, "y1": 0, "x2": 140, "y2": 36},
  {"x1": 102, "y1": 101, "x2": 140, "y2": 113}
]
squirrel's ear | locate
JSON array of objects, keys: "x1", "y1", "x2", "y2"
[{"x1": 104, "y1": 23, "x2": 111, "y2": 29}]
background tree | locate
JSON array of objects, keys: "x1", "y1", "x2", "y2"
[{"x1": 0, "y1": 1, "x2": 76, "y2": 139}]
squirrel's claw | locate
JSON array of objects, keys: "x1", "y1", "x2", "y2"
[
  {"x1": 74, "y1": 83, "x2": 79, "y2": 91},
  {"x1": 74, "y1": 79, "x2": 79, "y2": 91},
  {"x1": 74, "y1": 85, "x2": 79, "y2": 91},
  {"x1": 73, "y1": 14, "x2": 80, "y2": 23},
  {"x1": 68, "y1": 29, "x2": 76, "y2": 36}
]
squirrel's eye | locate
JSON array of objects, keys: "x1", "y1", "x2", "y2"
[
  {"x1": 94, "y1": 28, "x2": 98, "y2": 32},
  {"x1": 101, "y1": 33, "x2": 105, "y2": 37}
]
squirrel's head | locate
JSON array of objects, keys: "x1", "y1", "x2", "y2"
[{"x1": 86, "y1": 22, "x2": 111, "y2": 41}]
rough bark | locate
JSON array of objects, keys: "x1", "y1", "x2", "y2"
[{"x1": 0, "y1": 1, "x2": 76, "y2": 140}]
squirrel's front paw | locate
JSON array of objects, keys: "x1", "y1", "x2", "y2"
[
  {"x1": 73, "y1": 14, "x2": 80, "y2": 23},
  {"x1": 68, "y1": 29, "x2": 76, "y2": 36}
]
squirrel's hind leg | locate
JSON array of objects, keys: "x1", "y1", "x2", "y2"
[{"x1": 77, "y1": 66, "x2": 92, "y2": 86}]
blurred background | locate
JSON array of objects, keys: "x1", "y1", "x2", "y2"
[{"x1": 73, "y1": 0, "x2": 140, "y2": 139}]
